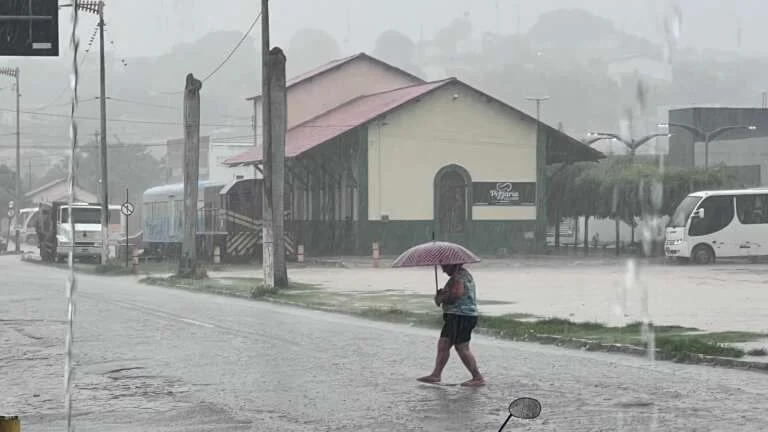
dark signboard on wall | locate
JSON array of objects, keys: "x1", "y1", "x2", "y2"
[
  {"x1": 0, "y1": 0, "x2": 59, "y2": 57},
  {"x1": 472, "y1": 182, "x2": 536, "y2": 206}
]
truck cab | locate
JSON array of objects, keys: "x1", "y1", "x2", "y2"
[{"x1": 36, "y1": 201, "x2": 106, "y2": 263}]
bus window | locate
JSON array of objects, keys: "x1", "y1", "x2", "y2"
[
  {"x1": 689, "y1": 195, "x2": 735, "y2": 237},
  {"x1": 735, "y1": 194, "x2": 768, "y2": 224}
]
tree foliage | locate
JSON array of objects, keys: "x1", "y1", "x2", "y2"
[
  {"x1": 373, "y1": 30, "x2": 425, "y2": 78},
  {"x1": 287, "y1": 28, "x2": 342, "y2": 77},
  {"x1": 38, "y1": 145, "x2": 166, "y2": 205},
  {"x1": 548, "y1": 157, "x2": 743, "y2": 224}
]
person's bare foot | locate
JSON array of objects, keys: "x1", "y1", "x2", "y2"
[
  {"x1": 460, "y1": 377, "x2": 485, "y2": 387},
  {"x1": 417, "y1": 375, "x2": 441, "y2": 383}
]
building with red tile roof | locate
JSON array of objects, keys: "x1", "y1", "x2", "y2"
[{"x1": 226, "y1": 54, "x2": 603, "y2": 257}]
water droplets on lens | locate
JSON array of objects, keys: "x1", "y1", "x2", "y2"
[{"x1": 65, "y1": 3, "x2": 82, "y2": 431}]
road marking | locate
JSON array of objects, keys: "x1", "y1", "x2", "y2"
[
  {"x1": 178, "y1": 318, "x2": 215, "y2": 328},
  {"x1": 106, "y1": 300, "x2": 216, "y2": 329}
]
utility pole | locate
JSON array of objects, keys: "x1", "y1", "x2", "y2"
[
  {"x1": 61, "y1": 1, "x2": 110, "y2": 260},
  {"x1": 97, "y1": 1, "x2": 109, "y2": 264},
  {"x1": 525, "y1": 96, "x2": 550, "y2": 252},
  {"x1": 0, "y1": 67, "x2": 20, "y2": 252},
  {"x1": 261, "y1": 0, "x2": 275, "y2": 290},
  {"x1": 179, "y1": 73, "x2": 202, "y2": 277},
  {"x1": 269, "y1": 47, "x2": 288, "y2": 287}
]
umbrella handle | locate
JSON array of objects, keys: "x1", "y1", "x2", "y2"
[
  {"x1": 434, "y1": 265, "x2": 439, "y2": 293},
  {"x1": 432, "y1": 232, "x2": 437, "y2": 293}
]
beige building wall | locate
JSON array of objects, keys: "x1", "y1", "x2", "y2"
[{"x1": 368, "y1": 82, "x2": 537, "y2": 222}]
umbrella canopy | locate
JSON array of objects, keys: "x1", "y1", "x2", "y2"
[{"x1": 391, "y1": 241, "x2": 481, "y2": 268}]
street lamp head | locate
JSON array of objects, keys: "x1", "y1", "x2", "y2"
[{"x1": 657, "y1": 123, "x2": 669, "y2": 128}]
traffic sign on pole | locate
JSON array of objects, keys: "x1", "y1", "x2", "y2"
[{"x1": 120, "y1": 201, "x2": 134, "y2": 216}]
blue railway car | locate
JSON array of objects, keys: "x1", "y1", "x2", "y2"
[
  {"x1": 141, "y1": 178, "x2": 292, "y2": 262},
  {"x1": 142, "y1": 180, "x2": 227, "y2": 259}
]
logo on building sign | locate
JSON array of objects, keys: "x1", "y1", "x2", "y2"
[
  {"x1": 490, "y1": 183, "x2": 520, "y2": 203},
  {"x1": 472, "y1": 181, "x2": 536, "y2": 206}
]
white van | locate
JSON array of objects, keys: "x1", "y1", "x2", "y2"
[{"x1": 665, "y1": 188, "x2": 768, "y2": 264}]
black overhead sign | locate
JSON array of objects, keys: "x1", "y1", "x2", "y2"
[
  {"x1": 0, "y1": 0, "x2": 59, "y2": 57},
  {"x1": 472, "y1": 182, "x2": 536, "y2": 206}
]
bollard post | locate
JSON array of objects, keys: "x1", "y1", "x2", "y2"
[
  {"x1": 297, "y1": 244, "x2": 304, "y2": 263},
  {"x1": 372, "y1": 242, "x2": 380, "y2": 268},
  {"x1": 0, "y1": 416, "x2": 20, "y2": 432},
  {"x1": 213, "y1": 245, "x2": 221, "y2": 264},
  {"x1": 132, "y1": 246, "x2": 139, "y2": 274}
]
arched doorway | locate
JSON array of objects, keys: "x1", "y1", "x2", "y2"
[{"x1": 434, "y1": 165, "x2": 472, "y2": 242}]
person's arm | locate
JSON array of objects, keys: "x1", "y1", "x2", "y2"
[{"x1": 438, "y1": 278, "x2": 464, "y2": 305}]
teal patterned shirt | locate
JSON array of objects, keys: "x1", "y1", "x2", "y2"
[{"x1": 442, "y1": 267, "x2": 478, "y2": 316}]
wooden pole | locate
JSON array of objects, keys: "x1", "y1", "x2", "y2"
[
  {"x1": 269, "y1": 47, "x2": 288, "y2": 287},
  {"x1": 98, "y1": 2, "x2": 109, "y2": 264},
  {"x1": 179, "y1": 73, "x2": 202, "y2": 277},
  {"x1": 261, "y1": 0, "x2": 274, "y2": 289}
]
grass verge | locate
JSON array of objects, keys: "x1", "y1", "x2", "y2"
[
  {"x1": 137, "y1": 275, "x2": 768, "y2": 370},
  {"x1": 141, "y1": 275, "x2": 319, "y2": 298}
]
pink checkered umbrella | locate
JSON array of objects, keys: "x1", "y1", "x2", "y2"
[{"x1": 392, "y1": 237, "x2": 481, "y2": 292}]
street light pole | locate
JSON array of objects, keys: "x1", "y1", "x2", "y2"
[
  {"x1": 588, "y1": 131, "x2": 669, "y2": 161},
  {"x1": 660, "y1": 123, "x2": 757, "y2": 169},
  {"x1": 0, "y1": 67, "x2": 21, "y2": 252},
  {"x1": 525, "y1": 96, "x2": 550, "y2": 251}
]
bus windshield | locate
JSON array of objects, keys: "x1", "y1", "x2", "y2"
[{"x1": 669, "y1": 195, "x2": 702, "y2": 228}]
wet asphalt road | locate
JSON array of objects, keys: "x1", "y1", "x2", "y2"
[{"x1": 2, "y1": 256, "x2": 768, "y2": 431}]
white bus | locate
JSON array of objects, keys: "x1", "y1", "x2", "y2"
[{"x1": 665, "y1": 188, "x2": 768, "y2": 264}]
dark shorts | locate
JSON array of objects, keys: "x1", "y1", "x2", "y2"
[{"x1": 440, "y1": 313, "x2": 478, "y2": 345}]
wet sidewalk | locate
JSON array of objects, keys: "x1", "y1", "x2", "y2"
[{"x1": 205, "y1": 259, "x2": 768, "y2": 334}]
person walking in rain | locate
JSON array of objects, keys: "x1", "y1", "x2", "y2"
[{"x1": 418, "y1": 263, "x2": 485, "y2": 387}]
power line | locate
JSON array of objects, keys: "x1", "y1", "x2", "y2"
[
  {"x1": 106, "y1": 97, "x2": 177, "y2": 110},
  {"x1": 201, "y1": 12, "x2": 262, "y2": 83},
  {"x1": 104, "y1": 97, "x2": 252, "y2": 120},
  {"x1": 0, "y1": 107, "x2": 253, "y2": 127},
  {"x1": 157, "y1": 11, "x2": 263, "y2": 95},
  {"x1": 0, "y1": 133, "x2": 258, "y2": 147},
  {"x1": 22, "y1": 95, "x2": 252, "y2": 122},
  {"x1": 33, "y1": 22, "x2": 100, "y2": 110}
]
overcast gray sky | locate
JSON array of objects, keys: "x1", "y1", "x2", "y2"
[{"x1": 58, "y1": 0, "x2": 764, "y2": 59}]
